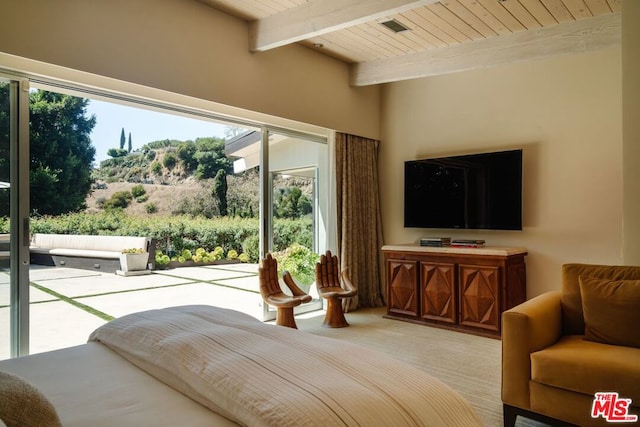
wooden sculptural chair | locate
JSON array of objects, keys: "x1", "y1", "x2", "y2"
[
  {"x1": 259, "y1": 253, "x2": 312, "y2": 329},
  {"x1": 315, "y1": 250, "x2": 357, "y2": 328}
]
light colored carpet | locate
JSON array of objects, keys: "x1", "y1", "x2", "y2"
[{"x1": 296, "y1": 307, "x2": 547, "y2": 427}]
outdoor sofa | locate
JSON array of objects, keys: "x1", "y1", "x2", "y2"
[{"x1": 29, "y1": 233, "x2": 152, "y2": 272}]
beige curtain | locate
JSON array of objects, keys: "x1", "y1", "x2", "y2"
[{"x1": 335, "y1": 132, "x2": 385, "y2": 312}]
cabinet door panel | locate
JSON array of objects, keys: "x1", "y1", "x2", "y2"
[
  {"x1": 420, "y1": 262, "x2": 456, "y2": 323},
  {"x1": 387, "y1": 260, "x2": 418, "y2": 317},
  {"x1": 459, "y1": 264, "x2": 500, "y2": 331}
]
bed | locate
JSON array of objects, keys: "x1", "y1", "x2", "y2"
[{"x1": 0, "y1": 305, "x2": 483, "y2": 426}]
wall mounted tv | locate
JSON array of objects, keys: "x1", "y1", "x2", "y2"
[{"x1": 404, "y1": 149, "x2": 523, "y2": 230}]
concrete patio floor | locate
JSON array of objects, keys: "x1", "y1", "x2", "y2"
[{"x1": 0, "y1": 263, "x2": 322, "y2": 360}]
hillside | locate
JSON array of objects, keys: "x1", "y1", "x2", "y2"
[
  {"x1": 87, "y1": 140, "x2": 256, "y2": 217},
  {"x1": 87, "y1": 142, "x2": 310, "y2": 218},
  {"x1": 86, "y1": 179, "x2": 209, "y2": 216}
]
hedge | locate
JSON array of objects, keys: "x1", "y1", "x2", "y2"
[{"x1": 1, "y1": 210, "x2": 313, "y2": 263}]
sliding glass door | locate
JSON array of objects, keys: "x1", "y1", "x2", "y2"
[
  {"x1": 0, "y1": 76, "x2": 30, "y2": 359},
  {"x1": 0, "y1": 73, "x2": 332, "y2": 356},
  {"x1": 223, "y1": 127, "x2": 330, "y2": 321},
  {"x1": 263, "y1": 129, "x2": 328, "y2": 319}
]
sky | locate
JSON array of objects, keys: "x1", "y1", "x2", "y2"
[{"x1": 86, "y1": 99, "x2": 232, "y2": 164}]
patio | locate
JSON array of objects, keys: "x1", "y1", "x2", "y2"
[{"x1": 0, "y1": 263, "x2": 322, "y2": 360}]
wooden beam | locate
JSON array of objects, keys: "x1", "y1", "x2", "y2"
[
  {"x1": 351, "y1": 12, "x2": 621, "y2": 86},
  {"x1": 249, "y1": 0, "x2": 439, "y2": 52}
]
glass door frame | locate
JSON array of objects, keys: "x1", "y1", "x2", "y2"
[
  {"x1": 258, "y1": 127, "x2": 328, "y2": 321},
  {"x1": 2, "y1": 74, "x2": 30, "y2": 358}
]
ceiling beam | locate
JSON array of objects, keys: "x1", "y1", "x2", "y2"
[
  {"x1": 249, "y1": 0, "x2": 439, "y2": 52},
  {"x1": 351, "y1": 12, "x2": 621, "y2": 86}
]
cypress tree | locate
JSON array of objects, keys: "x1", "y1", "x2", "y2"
[
  {"x1": 120, "y1": 128, "x2": 125, "y2": 149},
  {"x1": 212, "y1": 169, "x2": 228, "y2": 216},
  {"x1": 128, "y1": 132, "x2": 132, "y2": 152}
]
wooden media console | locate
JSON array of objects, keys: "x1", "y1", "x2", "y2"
[{"x1": 382, "y1": 244, "x2": 527, "y2": 338}]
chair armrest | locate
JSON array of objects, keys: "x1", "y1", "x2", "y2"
[
  {"x1": 501, "y1": 291, "x2": 563, "y2": 410},
  {"x1": 339, "y1": 268, "x2": 358, "y2": 297},
  {"x1": 282, "y1": 271, "x2": 313, "y2": 302}
]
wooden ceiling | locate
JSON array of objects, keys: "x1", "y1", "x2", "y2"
[{"x1": 195, "y1": 0, "x2": 621, "y2": 86}]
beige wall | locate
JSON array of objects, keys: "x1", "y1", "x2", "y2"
[
  {"x1": 380, "y1": 48, "x2": 623, "y2": 297},
  {"x1": 0, "y1": 0, "x2": 380, "y2": 140},
  {"x1": 622, "y1": 0, "x2": 640, "y2": 264}
]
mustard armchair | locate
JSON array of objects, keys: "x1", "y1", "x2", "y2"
[{"x1": 502, "y1": 264, "x2": 640, "y2": 427}]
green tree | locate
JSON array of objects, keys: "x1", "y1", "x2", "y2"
[
  {"x1": 213, "y1": 169, "x2": 228, "y2": 216},
  {"x1": 298, "y1": 193, "x2": 312, "y2": 216},
  {"x1": 194, "y1": 137, "x2": 233, "y2": 179},
  {"x1": 176, "y1": 141, "x2": 197, "y2": 170},
  {"x1": 120, "y1": 128, "x2": 125, "y2": 150},
  {"x1": 128, "y1": 132, "x2": 132, "y2": 153},
  {"x1": 163, "y1": 152, "x2": 178, "y2": 169},
  {"x1": 274, "y1": 187, "x2": 311, "y2": 219},
  {"x1": 27, "y1": 90, "x2": 96, "y2": 215},
  {"x1": 107, "y1": 148, "x2": 128, "y2": 158}
]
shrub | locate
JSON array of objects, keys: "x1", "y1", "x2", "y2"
[
  {"x1": 163, "y1": 152, "x2": 178, "y2": 169},
  {"x1": 154, "y1": 251, "x2": 170, "y2": 266},
  {"x1": 131, "y1": 184, "x2": 146, "y2": 198},
  {"x1": 145, "y1": 202, "x2": 157, "y2": 213},
  {"x1": 272, "y1": 218, "x2": 313, "y2": 252},
  {"x1": 24, "y1": 212, "x2": 310, "y2": 265},
  {"x1": 107, "y1": 148, "x2": 129, "y2": 158},
  {"x1": 273, "y1": 243, "x2": 319, "y2": 286},
  {"x1": 150, "y1": 161, "x2": 162, "y2": 175},
  {"x1": 242, "y1": 234, "x2": 260, "y2": 263},
  {"x1": 103, "y1": 191, "x2": 133, "y2": 209}
]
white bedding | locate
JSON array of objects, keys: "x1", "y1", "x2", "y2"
[
  {"x1": 89, "y1": 305, "x2": 483, "y2": 427},
  {"x1": 0, "y1": 341, "x2": 237, "y2": 426}
]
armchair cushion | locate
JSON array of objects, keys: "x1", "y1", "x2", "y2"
[
  {"x1": 561, "y1": 264, "x2": 640, "y2": 335},
  {"x1": 531, "y1": 335, "x2": 640, "y2": 403},
  {"x1": 579, "y1": 277, "x2": 640, "y2": 348}
]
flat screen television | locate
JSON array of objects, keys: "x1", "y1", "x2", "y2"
[{"x1": 404, "y1": 149, "x2": 522, "y2": 230}]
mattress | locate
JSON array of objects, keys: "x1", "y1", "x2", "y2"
[
  {"x1": 0, "y1": 342, "x2": 237, "y2": 426},
  {"x1": 0, "y1": 305, "x2": 483, "y2": 426}
]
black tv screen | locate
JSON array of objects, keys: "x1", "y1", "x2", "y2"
[{"x1": 404, "y1": 149, "x2": 522, "y2": 230}]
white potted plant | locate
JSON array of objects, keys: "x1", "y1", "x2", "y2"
[{"x1": 119, "y1": 248, "x2": 149, "y2": 272}]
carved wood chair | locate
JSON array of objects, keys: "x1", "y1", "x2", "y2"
[
  {"x1": 259, "y1": 253, "x2": 312, "y2": 329},
  {"x1": 315, "y1": 250, "x2": 357, "y2": 328}
]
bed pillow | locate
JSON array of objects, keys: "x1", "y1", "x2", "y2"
[
  {"x1": 0, "y1": 371, "x2": 61, "y2": 427},
  {"x1": 579, "y1": 276, "x2": 640, "y2": 348}
]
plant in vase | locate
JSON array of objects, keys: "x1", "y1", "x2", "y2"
[
  {"x1": 273, "y1": 243, "x2": 319, "y2": 293},
  {"x1": 120, "y1": 248, "x2": 149, "y2": 272}
]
